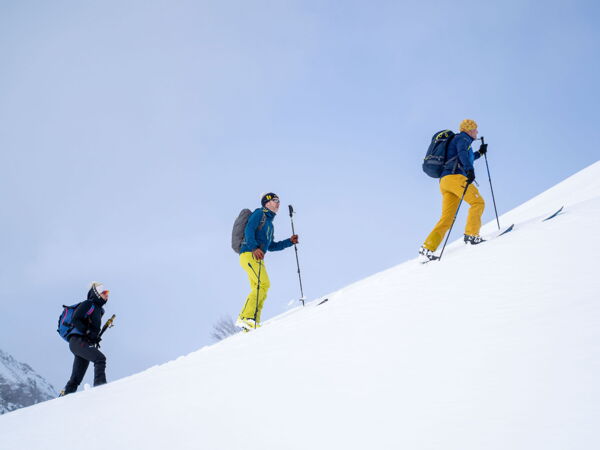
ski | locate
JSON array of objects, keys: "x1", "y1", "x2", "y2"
[
  {"x1": 420, "y1": 256, "x2": 440, "y2": 265},
  {"x1": 543, "y1": 206, "x2": 564, "y2": 221},
  {"x1": 497, "y1": 223, "x2": 514, "y2": 236},
  {"x1": 317, "y1": 298, "x2": 329, "y2": 306},
  {"x1": 421, "y1": 223, "x2": 514, "y2": 264}
]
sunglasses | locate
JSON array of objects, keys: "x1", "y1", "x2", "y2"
[{"x1": 269, "y1": 198, "x2": 280, "y2": 203}]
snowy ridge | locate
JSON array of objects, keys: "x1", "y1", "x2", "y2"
[
  {"x1": 0, "y1": 349, "x2": 56, "y2": 414},
  {"x1": 484, "y1": 160, "x2": 600, "y2": 232},
  {"x1": 0, "y1": 162, "x2": 599, "y2": 449}
]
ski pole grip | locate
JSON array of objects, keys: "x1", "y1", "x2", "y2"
[
  {"x1": 481, "y1": 136, "x2": 485, "y2": 145},
  {"x1": 288, "y1": 204, "x2": 294, "y2": 217}
]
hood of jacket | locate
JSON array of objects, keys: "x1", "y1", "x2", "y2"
[{"x1": 87, "y1": 287, "x2": 108, "y2": 307}]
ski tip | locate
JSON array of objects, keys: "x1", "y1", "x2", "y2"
[
  {"x1": 317, "y1": 298, "x2": 329, "y2": 306},
  {"x1": 543, "y1": 206, "x2": 564, "y2": 221}
]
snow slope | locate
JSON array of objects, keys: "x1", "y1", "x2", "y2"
[{"x1": 1, "y1": 162, "x2": 599, "y2": 450}]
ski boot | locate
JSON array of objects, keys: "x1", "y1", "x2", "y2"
[
  {"x1": 464, "y1": 234, "x2": 485, "y2": 245},
  {"x1": 235, "y1": 317, "x2": 259, "y2": 332},
  {"x1": 418, "y1": 246, "x2": 438, "y2": 263}
]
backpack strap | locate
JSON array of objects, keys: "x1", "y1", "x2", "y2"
[
  {"x1": 443, "y1": 133, "x2": 455, "y2": 163},
  {"x1": 256, "y1": 213, "x2": 268, "y2": 250},
  {"x1": 443, "y1": 133, "x2": 456, "y2": 172},
  {"x1": 453, "y1": 158, "x2": 461, "y2": 174},
  {"x1": 257, "y1": 213, "x2": 267, "y2": 231}
]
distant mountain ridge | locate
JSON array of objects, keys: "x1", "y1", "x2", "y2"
[{"x1": 0, "y1": 349, "x2": 56, "y2": 414}]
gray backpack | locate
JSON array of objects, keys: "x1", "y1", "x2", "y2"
[{"x1": 231, "y1": 209, "x2": 267, "y2": 253}]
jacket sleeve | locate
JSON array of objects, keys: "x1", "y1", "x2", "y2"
[
  {"x1": 474, "y1": 151, "x2": 482, "y2": 161},
  {"x1": 456, "y1": 136, "x2": 474, "y2": 172},
  {"x1": 244, "y1": 209, "x2": 263, "y2": 250},
  {"x1": 88, "y1": 308, "x2": 103, "y2": 336},
  {"x1": 268, "y1": 238, "x2": 293, "y2": 252},
  {"x1": 72, "y1": 300, "x2": 95, "y2": 333}
]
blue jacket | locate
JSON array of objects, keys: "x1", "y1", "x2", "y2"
[
  {"x1": 240, "y1": 208, "x2": 293, "y2": 254},
  {"x1": 441, "y1": 131, "x2": 481, "y2": 178}
]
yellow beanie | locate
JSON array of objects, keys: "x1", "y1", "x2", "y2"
[{"x1": 459, "y1": 119, "x2": 478, "y2": 132}]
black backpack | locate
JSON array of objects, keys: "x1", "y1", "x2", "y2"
[
  {"x1": 231, "y1": 209, "x2": 267, "y2": 253},
  {"x1": 422, "y1": 129, "x2": 458, "y2": 178}
]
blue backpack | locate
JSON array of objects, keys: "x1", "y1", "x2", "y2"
[
  {"x1": 422, "y1": 129, "x2": 457, "y2": 178},
  {"x1": 57, "y1": 303, "x2": 95, "y2": 341}
]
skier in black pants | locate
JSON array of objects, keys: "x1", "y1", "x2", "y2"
[{"x1": 61, "y1": 282, "x2": 110, "y2": 396}]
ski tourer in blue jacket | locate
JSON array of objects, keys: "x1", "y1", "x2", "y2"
[
  {"x1": 236, "y1": 193, "x2": 298, "y2": 331},
  {"x1": 440, "y1": 131, "x2": 482, "y2": 178},
  {"x1": 419, "y1": 119, "x2": 488, "y2": 262}
]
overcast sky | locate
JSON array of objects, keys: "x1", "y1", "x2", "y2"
[{"x1": 1, "y1": 0, "x2": 598, "y2": 389}]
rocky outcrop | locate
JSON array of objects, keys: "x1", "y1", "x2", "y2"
[{"x1": 0, "y1": 349, "x2": 56, "y2": 414}]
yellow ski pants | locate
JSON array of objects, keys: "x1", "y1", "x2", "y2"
[
  {"x1": 239, "y1": 251, "x2": 271, "y2": 323},
  {"x1": 423, "y1": 174, "x2": 485, "y2": 251}
]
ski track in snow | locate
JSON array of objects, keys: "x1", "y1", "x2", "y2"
[{"x1": 1, "y1": 162, "x2": 599, "y2": 450}]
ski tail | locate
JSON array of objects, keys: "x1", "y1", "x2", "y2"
[{"x1": 497, "y1": 224, "x2": 514, "y2": 236}]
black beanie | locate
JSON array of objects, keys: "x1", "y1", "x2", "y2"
[{"x1": 261, "y1": 192, "x2": 278, "y2": 206}]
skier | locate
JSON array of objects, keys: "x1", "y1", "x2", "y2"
[
  {"x1": 419, "y1": 119, "x2": 488, "y2": 262},
  {"x1": 60, "y1": 282, "x2": 110, "y2": 396},
  {"x1": 236, "y1": 193, "x2": 298, "y2": 331}
]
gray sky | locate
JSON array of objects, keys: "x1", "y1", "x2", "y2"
[{"x1": 1, "y1": 0, "x2": 599, "y2": 388}]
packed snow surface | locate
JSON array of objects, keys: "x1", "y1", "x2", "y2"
[{"x1": 1, "y1": 162, "x2": 599, "y2": 449}]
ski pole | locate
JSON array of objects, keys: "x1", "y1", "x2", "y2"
[
  {"x1": 438, "y1": 183, "x2": 469, "y2": 261},
  {"x1": 247, "y1": 261, "x2": 262, "y2": 324},
  {"x1": 481, "y1": 137, "x2": 500, "y2": 230},
  {"x1": 95, "y1": 314, "x2": 116, "y2": 349},
  {"x1": 99, "y1": 314, "x2": 116, "y2": 338},
  {"x1": 288, "y1": 205, "x2": 305, "y2": 307}
]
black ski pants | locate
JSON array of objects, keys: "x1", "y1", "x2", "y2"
[{"x1": 63, "y1": 335, "x2": 107, "y2": 394}]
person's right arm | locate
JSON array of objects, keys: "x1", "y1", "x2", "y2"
[
  {"x1": 71, "y1": 300, "x2": 94, "y2": 333},
  {"x1": 244, "y1": 210, "x2": 262, "y2": 251},
  {"x1": 456, "y1": 135, "x2": 474, "y2": 172}
]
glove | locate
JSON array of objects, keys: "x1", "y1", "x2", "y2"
[
  {"x1": 290, "y1": 235, "x2": 299, "y2": 244},
  {"x1": 478, "y1": 143, "x2": 488, "y2": 155},
  {"x1": 466, "y1": 169, "x2": 475, "y2": 185},
  {"x1": 252, "y1": 248, "x2": 265, "y2": 260},
  {"x1": 87, "y1": 333, "x2": 102, "y2": 345}
]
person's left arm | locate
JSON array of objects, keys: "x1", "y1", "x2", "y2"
[
  {"x1": 268, "y1": 236, "x2": 295, "y2": 252},
  {"x1": 87, "y1": 308, "x2": 104, "y2": 338},
  {"x1": 474, "y1": 142, "x2": 487, "y2": 160}
]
